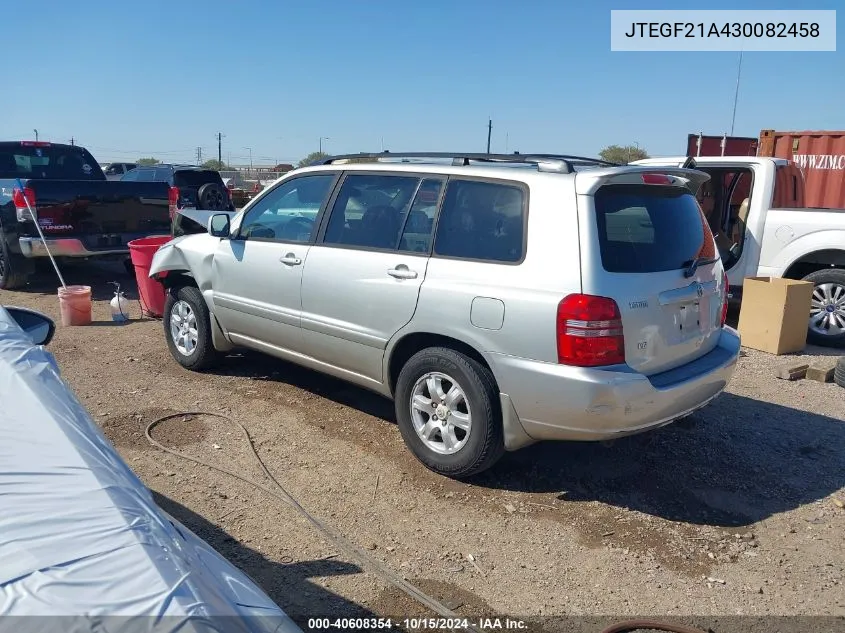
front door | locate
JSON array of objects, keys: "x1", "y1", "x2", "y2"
[
  {"x1": 299, "y1": 173, "x2": 444, "y2": 383},
  {"x1": 210, "y1": 173, "x2": 338, "y2": 354}
]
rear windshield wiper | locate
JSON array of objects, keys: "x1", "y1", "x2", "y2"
[{"x1": 683, "y1": 255, "x2": 720, "y2": 278}]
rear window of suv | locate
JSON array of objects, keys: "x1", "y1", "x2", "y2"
[
  {"x1": 594, "y1": 184, "x2": 712, "y2": 274},
  {"x1": 174, "y1": 169, "x2": 223, "y2": 188}
]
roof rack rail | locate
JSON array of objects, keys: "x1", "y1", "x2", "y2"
[{"x1": 318, "y1": 152, "x2": 619, "y2": 174}]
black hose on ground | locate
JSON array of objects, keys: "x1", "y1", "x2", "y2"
[
  {"x1": 145, "y1": 411, "x2": 713, "y2": 633},
  {"x1": 599, "y1": 619, "x2": 710, "y2": 633}
]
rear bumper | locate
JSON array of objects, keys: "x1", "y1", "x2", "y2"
[
  {"x1": 19, "y1": 237, "x2": 128, "y2": 258},
  {"x1": 490, "y1": 327, "x2": 741, "y2": 443}
]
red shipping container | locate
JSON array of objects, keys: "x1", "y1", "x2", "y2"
[
  {"x1": 686, "y1": 134, "x2": 758, "y2": 158},
  {"x1": 758, "y1": 130, "x2": 845, "y2": 210}
]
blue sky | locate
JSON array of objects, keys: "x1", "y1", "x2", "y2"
[{"x1": 5, "y1": 0, "x2": 841, "y2": 166}]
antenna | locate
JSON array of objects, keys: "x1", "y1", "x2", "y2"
[{"x1": 730, "y1": 51, "x2": 743, "y2": 135}]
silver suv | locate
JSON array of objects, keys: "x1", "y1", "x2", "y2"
[{"x1": 149, "y1": 152, "x2": 740, "y2": 478}]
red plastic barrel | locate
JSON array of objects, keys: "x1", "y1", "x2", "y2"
[{"x1": 128, "y1": 236, "x2": 171, "y2": 318}]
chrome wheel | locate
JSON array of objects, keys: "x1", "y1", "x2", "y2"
[
  {"x1": 809, "y1": 282, "x2": 845, "y2": 338},
  {"x1": 409, "y1": 372, "x2": 471, "y2": 455},
  {"x1": 169, "y1": 300, "x2": 198, "y2": 356}
]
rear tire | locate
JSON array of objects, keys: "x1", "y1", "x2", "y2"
[
  {"x1": 163, "y1": 284, "x2": 221, "y2": 371},
  {"x1": 802, "y1": 269, "x2": 845, "y2": 348},
  {"x1": 835, "y1": 357, "x2": 845, "y2": 389},
  {"x1": 0, "y1": 233, "x2": 30, "y2": 290},
  {"x1": 394, "y1": 347, "x2": 504, "y2": 478}
]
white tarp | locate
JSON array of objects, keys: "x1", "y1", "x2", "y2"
[{"x1": 0, "y1": 307, "x2": 301, "y2": 633}]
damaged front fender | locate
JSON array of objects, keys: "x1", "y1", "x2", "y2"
[{"x1": 148, "y1": 234, "x2": 219, "y2": 296}]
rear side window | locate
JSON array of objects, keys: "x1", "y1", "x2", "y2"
[
  {"x1": 0, "y1": 143, "x2": 104, "y2": 180},
  {"x1": 433, "y1": 179, "x2": 525, "y2": 263},
  {"x1": 594, "y1": 184, "x2": 713, "y2": 273},
  {"x1": 323, "y1": 174, "x2": 421, "y2": 250},
  {"x1": 174, "y1": 170, "x2": 223, "y2": 188},
  {"x1": 153, "y1": 167, "x2": 173, "y2": 182}
]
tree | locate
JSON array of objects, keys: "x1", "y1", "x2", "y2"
[
  {"x1": 598, "y1": 145, "x2": 649, "y2": 165},
  {"x1": 297, "y1": 151, "x2": 329, "y2": 168},
  {"x1": 202, "y1": 159, "x2": 229, "y2": 171},
  {"x1": 136, "y1": 157, "x2": 160, "y2": 166}
]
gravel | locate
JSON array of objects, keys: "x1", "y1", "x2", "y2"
[{"x1": 3, "y1": 262, "x2": 844, "y2": 627}]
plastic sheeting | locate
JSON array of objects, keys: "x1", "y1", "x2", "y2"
[{"x1": 0, "y1": 307, "x2": 301, "y2": 633}]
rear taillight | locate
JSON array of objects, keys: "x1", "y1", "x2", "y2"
[
  {"x1": 694, "y1": 203, "x2": 717, "y2": 260},
  {"x1": 168, "y1": 186, "x2": 179, "y2": 220},
  {"x1": 557, "y1": 294, "x2": 626, "y2": 367},
  {"x1": 720, "y1": 270, "x2": 729, "y2": 327},
  {"x1": 12, "y1": 187, "x2": 37, "y2": 221},
  {"x1": 20, "y1": 141, "x2": 51, "y2": 147}
]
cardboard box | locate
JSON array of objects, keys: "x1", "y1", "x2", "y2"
[{"x1": 737, "y1": 277, "x2": 814, "y2": 355}]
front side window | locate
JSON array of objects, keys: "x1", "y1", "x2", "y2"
[
  {"x1": 237, "y1": 174, "x2": 336, "y2": 242},
  {"x1": 433, "y1": 179, "x2": 525, "y2": 263},
  {"x1": 323, "y1": 174, "x2": 421, "y2": 250}
]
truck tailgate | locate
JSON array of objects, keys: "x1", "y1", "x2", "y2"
[{"x1": 17, "y1": 179, "x2": 171, "y2": 240}]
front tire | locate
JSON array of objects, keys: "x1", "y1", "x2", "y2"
[
  {"x1": 803, "y1": 269, "x2": 845, "y2": 348},
  {"x1": 163, "y1": 284, "x2": 220, "y2": 371},
  {"x1": 394, "y1": 347, "x2": 504, "y2": 478}
]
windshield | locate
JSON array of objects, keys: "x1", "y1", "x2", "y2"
[{"x1": 0, "y1": 143, "x2": 105, "y2": 180}]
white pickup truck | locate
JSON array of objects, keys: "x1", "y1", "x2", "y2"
[{"x1": 634, "y1": 156, "x2": 845, "y2": 347}]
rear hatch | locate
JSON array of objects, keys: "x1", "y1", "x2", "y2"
[
  {"x1": 575, "y1": 167, "x2": 727, "y2": 376},
  {"x1": 173, "y1": 169, "x2": 231, "y2": 211}
]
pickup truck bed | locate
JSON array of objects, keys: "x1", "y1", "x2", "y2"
[{"x1": 0, "y1": 141, "x2": 171, "y2": 289}]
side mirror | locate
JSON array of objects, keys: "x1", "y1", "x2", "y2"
[
  {"x1": 6, "y1": 307, "x2": 56, "y2": 346},
  {"x1": 208, "y1": 213, "x2": 231, "y2": 238}
]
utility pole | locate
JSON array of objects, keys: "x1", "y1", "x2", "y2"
[
  {"x1": 730, "y1": 50, "x2": 743, "y2": 136},
  {"x1": 486, "y1": 119, "x2": 492, "y2": 154},
  {"x1": 69, "y1": 137, "x2": 75, "y2": 146},
  {"x1": 196, "y1": 146, "x2": 203, "y2": 165},
  {"x1": 217, "y1": 132, "x2": 223, "y2": 163}
]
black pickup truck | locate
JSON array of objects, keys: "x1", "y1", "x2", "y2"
[{"x1": 0, "y1": 141, "x2": 172, "y2": 289}]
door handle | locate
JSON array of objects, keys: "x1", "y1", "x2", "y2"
[
  {"x1": 387, "y1": 265, "x2": 418, "y2": 280},
  {"x1": 280, "y1": 253, "x2": 302, "y2": 266}
]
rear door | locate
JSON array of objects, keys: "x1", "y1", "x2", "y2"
[
  {"x1": 299, "y1": 172, "x2": 441, "y2": 383},
  {"x1": 576, "y1": 169, "x2": 726, "y2": 376}
]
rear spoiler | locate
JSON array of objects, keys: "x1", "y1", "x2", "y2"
[{"x1": 574, "y1": 163, "x2": 710, "y2": 196}]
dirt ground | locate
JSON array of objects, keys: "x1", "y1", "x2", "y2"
[{"x1": 4, "y1": 262, "x2": 845, "y2": 631}]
